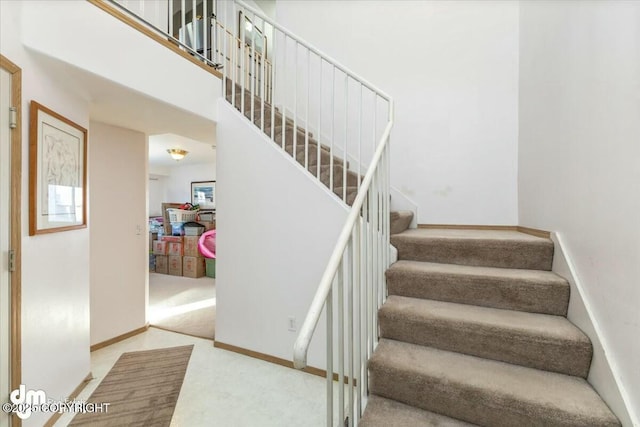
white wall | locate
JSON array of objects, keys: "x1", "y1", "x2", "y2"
[
  {"x1": 518, "y1": 2, "x2": 640, "y2": 425},
  {"x1": 20, "y1": 0, "x2": 220, "y2": 122},
  {"x1": 147, "y1": 162, "x2": 216, "y2": 216},
  {"x1": 216, "y1": 100, "x2": 348, "y2": 368},
  {"x1": 274, "y1": 0, "x2": 520, "y2": 225},
  {"x1": 89, "y1": 121, "x2": 148, "y2": 346},
  {"x1": 0, "y1": 2, "x2": 91, "y2": 426},
  {"x1": 149, "y1": 175, "x2": 168, "y2": 217},
  {"x1": 165, "y1": 162, "x2": 216, "y2": 205}
]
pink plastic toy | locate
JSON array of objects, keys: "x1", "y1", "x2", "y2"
[{"x1": 198, "y1": 229, "x2": 217, "y2": 259}]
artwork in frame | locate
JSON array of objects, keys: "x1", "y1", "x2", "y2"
[
  {"x1": 191, "y1": 181, "x2": 216, "y2": 210},
  {"x1": 29, "y1": 101, "x2": 87, "y2": 235}
]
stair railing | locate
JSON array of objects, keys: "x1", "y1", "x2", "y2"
[
  {"x1": 215, "y1": 0, "x2": 392, "y2": 207},
  {"x1": 106, "y1": 0, "x2": 220, "y2": 69},
  {"x1": 214, "y1": 2, "x2": 394, "y2": 426},
  {"x1": 100, "y1": 1, "x2": 393, "y2": 424}
]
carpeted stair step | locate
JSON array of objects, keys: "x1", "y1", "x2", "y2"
[
  {"x1": 360, "y1": 395, "x2": 476, "y2": 427},
  {"x1": 369, "y1": 339, "x2": 620, "y2": 427},
  {"x1": 272, "y1": 126, "x2": 319, "y2": 149},
  {"x1": 263, "y1": 123, "x2": 314, "y2": 141},
  {"x1": 319, "y1": 164, "x2": 359, "y2": 188},
  {"x1": 298, "y1": 148, "x2": 346, "y2": 171},
  {"x1": 332, "y1": 185, "x2": 358, "y2": 205},
  {"x1": 386, "y1": 261, "x2": 569, "y2": 315},
  {"x1": 390, "y1": 211, "x2": 414, "y2": 234},
  {"x1": 391, "y1": 229, "x2": 554, "y2": 270},
  {"x1": 378, "y1": 296, "x2": 591, "y2": 377}
]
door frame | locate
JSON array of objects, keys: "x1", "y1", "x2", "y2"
[{"x1": 0, "y1": 54, "x2": 22, "y2": 427}]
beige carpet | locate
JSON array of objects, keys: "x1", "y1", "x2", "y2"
[
  {"x1": 69, "y1": 345, "x2": 193, "y2": 426},
  {"x1": 362, "y1": 228, "x2": 620, "y2": 426},
  {"x1": 149, "y1": 273, "x2": 216, "y2": 340}
]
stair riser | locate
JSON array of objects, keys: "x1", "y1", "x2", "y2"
[
  {"x1": 385, "y1": 269, "x2": 569, "y2": 316},
  {"x1": 390, "y1": 237, "x2": 554, "y2": 270},
  {"x1": 378, "y1": 312, "x2": 592, "y2": 377},
  {"x1": 369, "y1": 363, "x2": 616, "y2": 427},
  {"x1": 390, "y1": 211, "x2": 413, "y2": 235}
]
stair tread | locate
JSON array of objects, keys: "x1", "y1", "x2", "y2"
[
  {"x1": 391, "y1": 229, "x2": 554, "y2": 270},
  {"x1": 394, "y1": 228, "x2": 551, "y2": 243},
  {"x1": 370, "y1": 339, "x2": 619, "y2": 426},
  {"x1": 386, "y1": 260, "x2": 570, "y2": 316},
  {"x1": 361, "y1": 395, "x2": 476, "y2": 427},
  {"x1": 388, "y1": 260, "x2": 566, "y2": 284},
  {"x1": 381, "y1": 295, "x2": 588, "y2": 344}
]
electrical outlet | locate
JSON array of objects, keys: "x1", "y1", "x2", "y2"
[{"x1": 288, "y1": 316, "x2": 297, "y2": 332}]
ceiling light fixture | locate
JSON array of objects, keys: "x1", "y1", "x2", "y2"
[{"x1": 167, "y1": 148, "x2": 188, "y2": 161}]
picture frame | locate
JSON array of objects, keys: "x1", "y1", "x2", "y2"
[
  {"x1": 29, "y1": 101, "x2": 87, "y2": 235},
  {"x1": 191, "y1": 181, "x2": 216, "y2": 210}
]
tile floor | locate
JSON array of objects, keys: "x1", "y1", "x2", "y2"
[{"x1": 54, "y1": 327, "x2": 328, "y2": 426}]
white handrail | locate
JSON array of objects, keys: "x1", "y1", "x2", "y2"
[
  {"x1": 221, "y1": 3, "x2": 394, "y2": 426},
  {"x1": 234, "y1": 0, "x2": 391, "y2": 103},
  {"x1": 108, "y1": 1, "x2": 395, "y2": 424},
  {"x1": 292, "y1": 118, "x2": 393, "y2": 369}
]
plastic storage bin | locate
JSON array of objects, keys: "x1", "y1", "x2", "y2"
[
  {"x1": 167, "y1": 208, "x2": 199, "y2": 223},
  {"x1": 205, "y1": 258, "x2": 216, "y2": 278},
  {"x1": 171, "y1": 222, "x2": 184, "y2": 236},
  {"x1": 184, "y1": 221, "x2": 205, "y2": 236}
]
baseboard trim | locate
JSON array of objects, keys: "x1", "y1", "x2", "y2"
[
  {"x1": 417, "y1": 224, "x2": 550, "y2": 238},
  {"x1": 214, "y1": 341, "x2": 355, "y2": 384},
  {"x1": 552, "y1": 233, "x2": 636, "y2": 426},
  {"x1": 43, "y1": 373, "x2": 93, "y2": 427},
  {"x1": 516, "y1": 226, "x2": 551, "y2": 239},
  {"x1": 214, "y1": 341, "x2": 326, "y2": 378},
  {"x1": 90, "y1": 324, "x2": 149, "y2": 352},
  {"x1": 149, "y1": 325, "x2": 214, "y2": 342}
]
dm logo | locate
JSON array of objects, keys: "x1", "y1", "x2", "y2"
[{"x1": 9, "y1": 384, "x2": 46, "y2": 419}]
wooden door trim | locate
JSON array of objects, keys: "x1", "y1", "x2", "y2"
[{"x1": 1, "y1": 53, "x2": 22, "y2": 427}]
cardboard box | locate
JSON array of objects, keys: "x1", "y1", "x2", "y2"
[
  {"x1": 183, "y1": 256, "x2": 205, "y2": 278},
  {"x1": 199, "y1": 221, "x2": 216, "y2": 231},
  {"x1": 155, "y1": 255, "x2": 168, "y2": 274},
  {"x1": 168, "y1": 255, "x2": 182, "y2": 276},
  {"x1": 167, "y1": 242, "x2": 183, "y2": 256},
  {"x1": 153, "y1": 240, "x2": 167, "y2": 255},
  {"x1": 183, "y1": 236, "x2": 202, "y2": 257},
  {"x1": 199, "y1": 212, "x2": 215, "y2": 222},
  {"x1": 161, "y1": 235, "x2": 184, "y2": 243},
  {"x1": 148, "y1": 232, "x2": 158, "y2": 251}
]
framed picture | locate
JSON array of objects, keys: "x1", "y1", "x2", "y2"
[
  {"x1": 29, "y1": 101, "x2": 87, "y2": 235},
  {"x1": 191, "y1": 181, "x2": 216, "y2": 210}
]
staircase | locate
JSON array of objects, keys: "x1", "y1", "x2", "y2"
[
  {"x1": 361, "y1": 221, "x2": 620, "y2": 426},
  {"x1": 225, "y1": 82, "x2": 361, "y2": 205}
]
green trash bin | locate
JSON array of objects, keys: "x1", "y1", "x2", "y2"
[{"x1": 205, "y1": 258, "x2": 216, "y2": 278}]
